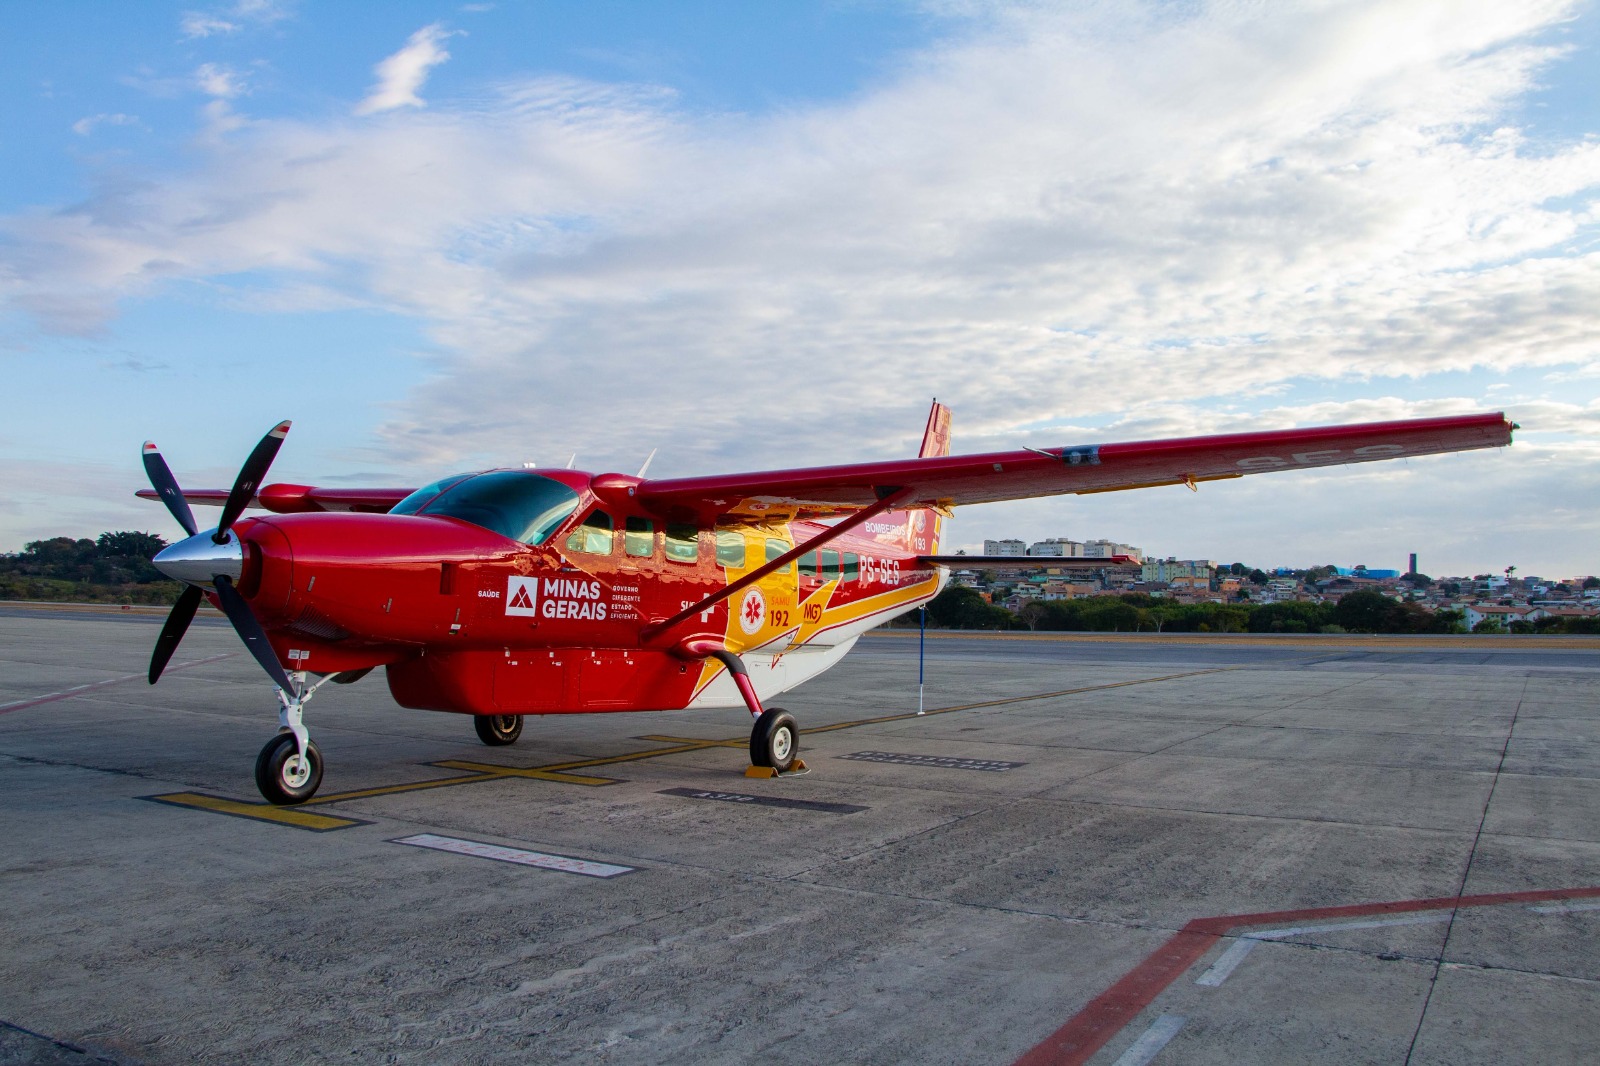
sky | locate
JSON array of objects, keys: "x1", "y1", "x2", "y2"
[{"x1": 2, "y1": 0, "x2": 1598, "y2": 579}]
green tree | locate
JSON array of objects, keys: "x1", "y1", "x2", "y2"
[
  {"x1": 1332, "y1": 590, "x2": 1402, "y2": 633},
  {"x1": 1248, "y1": 601, "x2": 1335, "y2": 633},
  {"x1": 926, "y1": 586, "x2": 1016, "y2": 630},
  {"x1": 1584, "y1": 576, "x2": 1600, "y2": 590}
]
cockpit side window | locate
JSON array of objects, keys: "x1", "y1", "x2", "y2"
[{"x1": 565, "y1": 510, "x2": 615, "y2": 555}]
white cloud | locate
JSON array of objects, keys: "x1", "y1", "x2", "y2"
[
  {"x1": 355, "y1": 24, "x2": 457, "y2": 116},
  {"x1": 71, "y1": 113, "x2": 142, "y2": 136},
  {"x1": 195, "y1": 63, "x2": 245, "y2": 99},
  {"x1": 5, "y1": 1, "x2": 1600, "y2": 567},
  {"x1": 179, "y1": 0, "x2": 289, "y2": 40},
  {"x1": 180, "y1": 13, "x2": 238, "y2": 39}
]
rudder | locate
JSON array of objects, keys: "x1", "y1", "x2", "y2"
[{"x1": 863, "y1": 400, "x2": 949, "y2": 555}]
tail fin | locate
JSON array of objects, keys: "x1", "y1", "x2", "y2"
[
  {"x1": 919, "y1": 400, "x2": 951, "y2": 460},
  {"x1": 864, "y1": 400, "x2": 949, "y2": 555}
]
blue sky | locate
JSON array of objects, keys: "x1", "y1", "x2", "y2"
[{"x1": 3, "y1": 1, "x2": 1599, "y2": 578}]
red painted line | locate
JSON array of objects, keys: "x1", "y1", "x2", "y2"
[
  {"x1": 0, "y1": 653, "x2": 238, "y2": 715},
  {"x1": 1014, "y1": 885, "x2": 1600, "y2": 1066}
]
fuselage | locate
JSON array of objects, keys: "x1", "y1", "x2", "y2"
[{"x1": 222, "y1": 468, "x2": 946, "y2": 716}]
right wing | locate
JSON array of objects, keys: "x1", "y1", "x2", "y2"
[{"x1": 134, "y1": 483, "x2": 415, "y2": 514}]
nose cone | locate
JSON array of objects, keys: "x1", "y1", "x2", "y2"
[{"x1": 153, "y1": 530, "x2": 243, "y2": 587}]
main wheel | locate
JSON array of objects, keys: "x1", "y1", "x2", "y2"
[
  {"x1": 254, "y1": 732, "x2": 324, "y2": 805},
  {"x1": 474, "y1": 714, "x2": 523, "y2": 746},
  {"x1": 750, "y1": 707, "x2": 799, "y2": 772}
]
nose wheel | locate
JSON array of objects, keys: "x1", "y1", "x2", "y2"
[{"x1": 256, "y1": 732, "x2": 324, "y2": 805}]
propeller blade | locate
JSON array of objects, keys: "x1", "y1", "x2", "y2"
[
  {"x1": 213, "y1": 575, "x2": 295, "y2": 691},
  {"x1": 141, "y1": 442, "x2": 199, "y2": 538},
  {"x1": 215, "y1": 420, "x2": 291, "y2": 543},
  {"x1": 149, "y1": 584, "x2": 204, "y2": 684}
]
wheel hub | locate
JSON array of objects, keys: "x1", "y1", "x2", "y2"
[
  {"x1": 281, "y1": 754, "x2": 311, "y2": 789},
  {"x1": 772, "y1": 727, "x2": 793, "y2": 761}
]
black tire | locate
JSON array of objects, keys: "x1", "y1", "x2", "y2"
[
  {"x1": 474, "y1": 714, "x2": 523, "y2": 746},
  {"x1": 254, "y1": 732, "x2": 323, "y2": 805},
  {"x1": 750, "y1": 708, "x2": 798, "y2": 772}
]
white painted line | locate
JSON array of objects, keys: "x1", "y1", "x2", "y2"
[
  {"x1": 393, "y1": 834, "x2": 635, "y2": 878},
  {"x1": 1249, "y1": 912, "x2": 1452, "y2": 940},
  {"x1": 1529, "y1": 902, "x2": 1600, "y2": 915},
  {"x1": 1112, "y1": 1014, "x2": 1186, "y2": 1066},
  {"x1": 1195, "y1": 938, "x2": 1258, "y2": 986},
  {"x1": 1197, "y1": 914, "x2": 1453, "y2": 987}
]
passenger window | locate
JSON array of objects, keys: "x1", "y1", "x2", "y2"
[
  {"x1": 624, "y1": 516, "x2": 654, "y2": 557},
  {"x1": 715, "y1": 530, "x2": 747, "y2": 568},
  {"x1": 799, "y1": 551, "x2": 819, "y2": 579},
  {"x1": 564, "y1": 510, "x2": 614, "y2": 555},
  {"x1": 843, "y1": 552, "x2": 859, "y2": 582},
  {"x1": 822, "y1": 549, "x2": 841, "y2": 581},
  {"x1": 665, "y1": 523, "x2": 700, "y2": 563},
  {"x1": 765, "y1": 538, "x2": 792, "y2": 574}
]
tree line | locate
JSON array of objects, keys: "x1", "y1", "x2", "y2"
[
  {"x1": 0, "y1": 532, "x2": 181, "y2": 603},
  {"x1": 918, "y1": 586, "x2": 1600, "y2": 636}
]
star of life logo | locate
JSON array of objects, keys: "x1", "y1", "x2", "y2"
[
  {"x1": 738, "y1": 587, "x2": 766, "y2": 635},
  {"x1": 506, "y1": 576, "x2": 539, "y2": 616}
]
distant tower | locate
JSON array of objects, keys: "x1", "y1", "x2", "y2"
[{"x1": 1409, "y1": 552, "x2": 1418, "y2": 576}]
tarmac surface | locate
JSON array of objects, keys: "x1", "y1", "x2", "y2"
[{"x1": 3, "y1": 605, "x2": 1599, "y2": 1064}]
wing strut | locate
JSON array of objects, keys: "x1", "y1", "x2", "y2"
[{"x1": 641, "y1": 486, "x2": 914, "y2": 642}]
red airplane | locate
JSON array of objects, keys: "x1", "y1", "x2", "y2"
[{"x1": 138, "y1": 402, "x2": 1513, "y2": 804}]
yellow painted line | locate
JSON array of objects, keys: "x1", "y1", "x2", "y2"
[
  {"x1": 145, "y1": 792, "x2": 364, "y2": 831},
  {"x1": 431, "y1": 760, "x2": 620, "y2": 786},
  {"x1": 304, "y1": 772, "x2": 512, "y2": 804},
  {"x1": 638, "y1": 734, "x2": 748, "y2": 749}
]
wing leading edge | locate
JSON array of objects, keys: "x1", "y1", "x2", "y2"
[
  {"x1": 136, "y1": 412, "x2": 1513, "y2": 523},
  {"x1": 632, "y1": 412, "x2": 1513, "y2": 523}
]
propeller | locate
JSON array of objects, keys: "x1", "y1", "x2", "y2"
[{"x1": 144, "y1": 421, "x2": 292, "y2": 686}]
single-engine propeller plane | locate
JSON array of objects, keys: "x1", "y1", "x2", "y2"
[{"x1": 138, "y1": 402, "x2": 1514, "y2": 804}]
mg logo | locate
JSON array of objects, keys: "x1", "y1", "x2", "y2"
[{"x1": 506, "y1": 576, "x2": 539, "y2": 616}]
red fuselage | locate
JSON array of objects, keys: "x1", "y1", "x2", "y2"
[{"x1": 229, "y1": 469, "x2": 941, "y2": 716}]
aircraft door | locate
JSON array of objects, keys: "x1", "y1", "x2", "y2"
[{"x1": 717, "y1": 526, "x2": 798, "y2": 653}]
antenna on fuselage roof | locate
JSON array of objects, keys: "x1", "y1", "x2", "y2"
[
  {"x1": 566, "y1": 453, "x2": 577, "y2": 469},
  {"x1": 636, "y1": 448, "x2": 658, "y2": 479}
]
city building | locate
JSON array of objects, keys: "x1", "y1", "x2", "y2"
[
  {"x1": 983, "y1": 538, "x2": 1027, "y2": 556},
  {"x1": 1082, "y1": 539, "x2": 1144, "y2": 562},
  {"x1": 1140, "y1": 557, "x2": 1216, "y2": 583},
  {"x1": 1029, "y1": 537, "x2": 1084, "y2": 557}
]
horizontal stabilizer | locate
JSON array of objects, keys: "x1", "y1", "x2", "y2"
[{"x1": 920, "y1": 555, "x2": 1140, "y2": 568}]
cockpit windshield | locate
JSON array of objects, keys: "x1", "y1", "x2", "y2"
[{"x1": 391, "y1": 471, "x2": 580, "y2": 545}]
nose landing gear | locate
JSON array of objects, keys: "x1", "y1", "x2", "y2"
[{"x1": 255, "y1": 670, "x2": 336, "y2": 805}]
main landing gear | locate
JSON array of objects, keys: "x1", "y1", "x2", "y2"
[
  {"x1": 705, "y1": 649, "x2": 805, "y2": 777},
  {"x1": 474, "y1": 714, "x2": 523, "y2": 746},
  {"x1": 750, "y1": 707, "x2": 799, "y2": 773}
]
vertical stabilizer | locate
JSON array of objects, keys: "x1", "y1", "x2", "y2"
[{"x1": 862, "y1": 401, "x2": 949, "y2": 556}]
